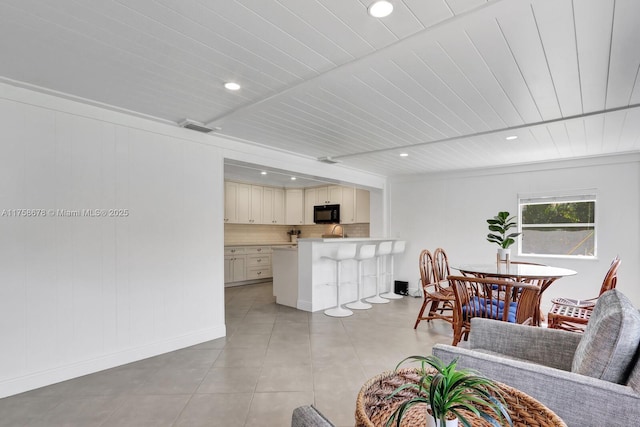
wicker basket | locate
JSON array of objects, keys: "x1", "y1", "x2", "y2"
[{"x1": 355, "y1": 368, "x2": 566, "y2": 427}]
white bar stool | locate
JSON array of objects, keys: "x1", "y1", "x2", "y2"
[
  {"x1": 323, "y1": 243, "x2": 358, "y2": 317},
  {"x1": 346, "y1": 244, "x2": 376, "y2": 310},
  {"x1": 366, "y1": 241, "x2": 393, "y2": 304},
  {"x1": 381, "y1": 240, "x2": 406, "y2": 299}
]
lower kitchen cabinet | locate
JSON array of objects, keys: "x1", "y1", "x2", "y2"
[{"x1": 224, "y1": 245, "x2": 274, "y2": 285}]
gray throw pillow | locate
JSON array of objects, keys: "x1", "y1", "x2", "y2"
[
  {"x1": 571, "y1": 290, "x2": 640, "y2": 383},
  {"x1": 627, "y1": 348, "x2": 640, "y2": 393}
]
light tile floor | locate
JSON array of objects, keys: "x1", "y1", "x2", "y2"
[{"x1": 0, "y1": 282, "x2": 453, "y2": 427}]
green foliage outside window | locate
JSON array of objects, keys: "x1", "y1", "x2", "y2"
[{"x1": 522, "y1": 201, "x2": 595, "y2": 225}]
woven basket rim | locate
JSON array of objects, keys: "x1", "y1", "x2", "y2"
[{"x1": 355, "y1": 367, "x2": 566, "y2": 427}]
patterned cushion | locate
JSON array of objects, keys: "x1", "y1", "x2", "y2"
[
  {"x1": 571, "y1": 290, "x2": 640, "y2": 383},
  {"x1": 463, "y1": 297, "x2": 517, "y2": 323}
]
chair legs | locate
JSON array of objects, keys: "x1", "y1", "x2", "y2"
[
  {"x1": 380, "y1": 253, "x2": 403, "y2": 300},
  {"x1": 346, "y1": 259, "x2": 372, "y2": 310},
  {"x1": 413, "y1": 298, "x2": 430, "y2": 328},
  {"x1": 366, "y1": 255, "x2": 390, "y2": 304},
  {"x1": 324, "y1": 259, "x2": 353, "y2": 318}
]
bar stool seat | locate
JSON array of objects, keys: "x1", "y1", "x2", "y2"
[
  {"x1": 381, "y1": 240, "x2": 406, "y2": 299},
  {"x1": 346, "y1": 244, "x2": 377, "y2": 310},
  {"x1": 366, "y1": 241, "x2": 393, "y2": 304},
  {"x1": 323, "y1": 243, "x2": 358, "y2": 317}
]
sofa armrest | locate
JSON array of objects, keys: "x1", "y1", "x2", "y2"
[
  {"x1": 433, "y1": 343, "x2": 640, "y2": 427},
  {"x1": 292, "y1": 405, "x2": 334, "y2": 427},
  {"x1": 468, "y1": 318, "x2": 582, "y2": 370}
]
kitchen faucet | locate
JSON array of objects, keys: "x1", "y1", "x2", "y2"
[{"x1": 331, "y1": 224, "x2": 344, "y2": 238}]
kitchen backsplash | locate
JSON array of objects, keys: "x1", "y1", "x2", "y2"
[{"x1": 225, "y1": 223, "x2": 370, "y2": 244}]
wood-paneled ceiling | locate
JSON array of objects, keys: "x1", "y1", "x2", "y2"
[{"x1": 1, "y1": 0, "x2": 639, "y2": 177}]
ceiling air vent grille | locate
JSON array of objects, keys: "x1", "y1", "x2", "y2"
[
  {"x1": 179, "y1": 119, "x2": 214, "y2": 133},
  {"x1": 318, "y1": 156, "x2": 340, "y2": 164}
]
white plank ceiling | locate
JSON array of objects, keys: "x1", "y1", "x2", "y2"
[{"x1": 1, "y1": 0, "x2": 639, "y2": 178}]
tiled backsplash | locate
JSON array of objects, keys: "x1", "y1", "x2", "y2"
[{"x1": 224, "y1": 223, "x2": 370, "y2": 244}]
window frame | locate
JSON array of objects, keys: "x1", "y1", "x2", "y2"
[{"x1": 517, "y1": 191, "x2": 598, "y2": 260}]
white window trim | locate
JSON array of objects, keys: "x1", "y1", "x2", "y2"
[{"x1": 517, "y1": 190, "x2": 598, "y2": 260}]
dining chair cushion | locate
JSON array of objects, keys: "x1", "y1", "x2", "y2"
[
  {"x1": 571, "y1": 290, "x2": 640, "y2": 384},
  {"x1": 462, "y1": 297, "x2": 517, "y2": 323}
]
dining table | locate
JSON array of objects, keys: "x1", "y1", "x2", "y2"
[{"x1": 452, "y1": 262, "x2": 577, "y2": 325}]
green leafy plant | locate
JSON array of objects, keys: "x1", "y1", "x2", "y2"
[
  {"x1": 486, "y1": 211, "x2": 521, "y2": 249},
  {"x1": 386, "y1": 355, "x2": 512, "y2": 427}
]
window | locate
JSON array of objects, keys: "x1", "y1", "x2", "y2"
[{"x1": 518, "y1": 193, "x2": 596, "y2": 258}]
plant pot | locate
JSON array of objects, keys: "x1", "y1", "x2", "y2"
[
  {"x1": 290, "y1": 235, "x2": 298, "y2": 243},
  {"x1": 497, "y1": 247, "x2": 511, "y2": 261},
  {"x1": 426, "y1": 411, "x2": 458, "y2": 427}
]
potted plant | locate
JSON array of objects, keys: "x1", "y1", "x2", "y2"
[
  {"x1": 386, "y1": 355, "x2": 512, "y2": 427},
  {"x1": 486, "y1": 211, "x2": 521, "y2": 260},
  {"x1": 287, "y1": 228, "x2": 301, "y2": 243}
]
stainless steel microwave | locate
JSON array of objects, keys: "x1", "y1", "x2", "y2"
[{"x1": 313, "y1": 204, "x2": 340, "y2": 224}]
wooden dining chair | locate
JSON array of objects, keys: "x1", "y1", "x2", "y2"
[
  {"x1": 433, "y1": 247, "x2": 451, "y2": 282},
  {"x1": 414, "y1": 249, "x2": 455, "y2": 328},
  {"x1": 448, "y1": 275, "x2": 540, "y2": 346},
  {"x1": 547, "y1": 256, "x2": 621, "y2": 332}
]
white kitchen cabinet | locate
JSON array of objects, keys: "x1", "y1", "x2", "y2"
[
  {"x1": 263, "y1": 187, "x2": 285, "y2": 224},
  {"x1": 340, "y1": 186, "x2": 356, "y2": 224},
  {"x1": 224, "y1": 181, "x2": 239, "y2": 223},
  {"x1": 285, "y1": 188, "x2": 304, "y2": 225},
  {"x1": 355, "y1": 188, "x2": 370, "y2": 223},
  {"x1": 224, "y1": 247, "x2": 247, "y2": 283},
  {"x1": 224, "y1": 246, "x2": 273, "y2": 285},
  {"x1": 228, "y1": 182, "x2": 262, "y2": 224},
  {"x1": 304, "y1": 185, "x2": 343, "y2": 224},
  {"x1": 246, "y1": 246, "x2": 272, "y2": 280}
]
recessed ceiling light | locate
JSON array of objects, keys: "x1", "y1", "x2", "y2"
[
  {"x1": 224, "y1": 82, "x2": 241, "y2": 91},
  {"x1": 291, "y1": 176, "x2": 297, "y2": 181},
  {"x1": 368, "y1": 1, "x2": 393, "y2": 18},
  {"x1": 505, "y1": 135, "x2": 518, "y2": 141},
  {"x1": 399, "y1": 153, "x2": 409, "y2": 157},
  {"x1": 261, "y1": 171, "x2": 267, "y2": 175}
]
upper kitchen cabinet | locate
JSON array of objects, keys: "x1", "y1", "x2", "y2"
[
  {"x1": 354, "y1": 188, "x2": 370, "y2": 223},
  {"x1": 224, "y1": 181, "x2": 262, "y2": 224},
  {"x1": 285, "y1": 189, "x2": 304, "y2": 225},
  {"x1": 304, "y1": 185, "x2": 370, "y2": 224},
  {"x1": 263, "y1": 187, "x2": 285, "y2": 224}
]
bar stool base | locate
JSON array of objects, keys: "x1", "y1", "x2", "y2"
[
  {"x1": 366, "y1": 296, "x2": 390, "y2": 304},
  {"x1": 380, "y1": 292, "x2": 403, "y2": 300},
  {"x1": 346, "y1": 300, "x2": 372, "y2": 310},
  {"x1": 324, "y1": 307, "x2": 353, "y2": 317}
]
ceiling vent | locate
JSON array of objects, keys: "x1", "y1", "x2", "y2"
[
  {"x1": 318, "y1": 156, "x2": 340, "y2": 164},
  {"x1": 179, "y1": 119, "x2": 215, "y2": 133}
]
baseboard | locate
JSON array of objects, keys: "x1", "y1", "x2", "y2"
[
  {"x1": 297, "y1": 299, "x2": 313, "y2": 312},
  {"x1": 0, "y1": 325, "x2": 226, "y2": 398}
]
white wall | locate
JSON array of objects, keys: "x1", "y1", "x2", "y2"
[
  {"x1": 0, "y1": 82, "x2": 388, "y2": 397},
  {"x1": 0, "y1": 84, "x2": 225, "y2": 397},
  {"x1": 389, "y1": 156, "x2": 640, "y2": 309}
]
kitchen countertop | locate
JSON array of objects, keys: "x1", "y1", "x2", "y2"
[
  {"x1": 297, "y1": 237, "x2": 395, "y2": 242},
  {"x1": 224, "y1": 242, "x2": 296, "y2": 247}
]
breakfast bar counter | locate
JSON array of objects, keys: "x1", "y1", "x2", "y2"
[{"x1": 273, "y1": 238, "x2": 397, "y2": 312}]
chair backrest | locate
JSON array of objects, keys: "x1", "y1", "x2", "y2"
[
  {"x1": 598, "y1": 256, "x2": 621, "y2": 296},
  {"x1": 418, "y1": 249, "x2": 436, "y2": 292},
  {"x1": 433, "y1": 247, "x2": 451, "y2": 282},
  {"x1": 335, "y1": 243, "x2": 357, "y2": 260},
  {"x1": 376, "y1": 241, "x2": 393, "y2": 256},
  {"x1": 357, "y1": 244, "x2": 377, "y2": 261},
  {"x1": 392, "y1": 240, "x2": 406, "y2": 254},
  {"x1": 448, "y1": 275, "x2": 540, "y2": 325}
]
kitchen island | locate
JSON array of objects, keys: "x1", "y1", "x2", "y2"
[{"x1": 273, "y1": 238, "x2": 398, "y2": 312}]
